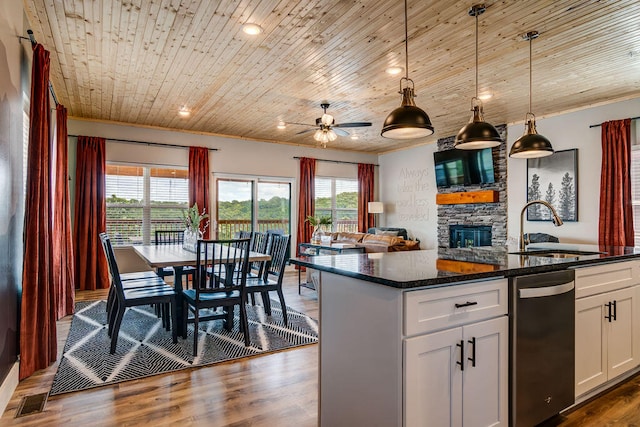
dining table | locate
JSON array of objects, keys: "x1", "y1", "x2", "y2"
[{"x1": 133, "y1": 243, "x2": 271, "y2": 336}]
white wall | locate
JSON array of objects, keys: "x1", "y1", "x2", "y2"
[
  {"x1": 379, "y1": 97, "x2": 640, "y2": 247},
  {"x1": 67, "y1": 118, "x2": 378, "y2": 249},
  {"x1": 507, "y1": 97, "x2": 640, "y2": 245},
  {"x1": 378, "y1": 144, "x2": 438, "y2": 248}
]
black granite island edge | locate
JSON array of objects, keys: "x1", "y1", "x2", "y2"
[{"x1": 289, "y1": 244, "x2": 640, "y2": 290}]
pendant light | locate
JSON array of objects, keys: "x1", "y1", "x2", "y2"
[
  {"x1": 381, "y1": 0, "x2": 434, "y2": 139},
  {"x1": 455, "y1": 4, "x2": 501, "y2": 150},
  {"x1": 509, "y1": 31, "x2": 554, "y2": 158}
]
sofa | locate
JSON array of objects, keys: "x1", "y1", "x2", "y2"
[{"x1": 328, "y1": 227, "x2": 420, "y2": 253}]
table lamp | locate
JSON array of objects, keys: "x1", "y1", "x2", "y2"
[{"x1": 368, "y1": 202, "x2": 384, "y2": 227}]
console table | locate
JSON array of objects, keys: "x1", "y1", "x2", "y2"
[{"x1": 297, "y1": 242, "x2": 366, "y2": 293}]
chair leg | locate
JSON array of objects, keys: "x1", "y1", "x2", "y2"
[
  {"x1": 108, "y1": 298, "x2": 120, "y2": 337},
  {"x1": 110, "y1": 306, "x2": 126, "y2": 354},
  {"x1": 277, "y1": 289, "x2": 288, "y2": 326},
  {"x1": 224, "y1": 306, "x2": 234, "y2": 331},
  {"x1": 239, "y1": 302, "x2": 250, "y2": 347},
  {"x1": 192, "y1": 305, "x2": 199, "y2": 357},
  {"x1": 171, "y1": 298, "x2": 178, "y2": 344},
  {"x1": 261, "y1": 292, "x2": 272, "y2": 315},
  {"x1": 163, "y1": 303, "x2": 171, "y2": 331},
  {"x1": 182, "y1": 299, "x2": 188, "y2": 339}
]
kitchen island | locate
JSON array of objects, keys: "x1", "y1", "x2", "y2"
[{"x1": 290, "y1": 244, "x2": 640, "y2": 427}]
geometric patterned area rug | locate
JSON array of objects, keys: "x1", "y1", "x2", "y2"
[{"x1": 50, "y1": 299, "x2": 318, "y2": 396}]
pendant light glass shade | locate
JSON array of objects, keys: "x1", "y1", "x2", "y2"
[
  {"x1": 382, "y1": 84, "x2": 434, "y2": 139},
  {"x1": 455, "y1": 4, "x2": 502, "y2": 150},
  {"x1": 381, "y1": 0, "x2": 434, "y2": 140},
  {"x1": 509, "y1": 31, "x2": 554, "y2": 159}
]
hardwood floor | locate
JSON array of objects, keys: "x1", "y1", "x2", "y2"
[{"x1": 3, "y1": 271, "x2": 640, "y2": 426}]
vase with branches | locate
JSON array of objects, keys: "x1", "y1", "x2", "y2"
[
  {"x1": 306, "y1": 215, "x2": 332, "y2": 244},
  {"x1": 182, "y1": 203, "x2": 209, "y2": 252}
]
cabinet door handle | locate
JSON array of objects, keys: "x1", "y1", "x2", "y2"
[
  {"x1": 456, "y1": 340, "x2": 464, "y2": 371},
  {"x1": 612, "y1": 300, "x2": 617, "y2": 321},
  {"x1": 604, "y1": 302, "x2": 612, "y2": 322},
  {"x1": 468, "y1": 337, "x2": 476, "y2": 367},
  {"x1": 454, "y1": 301, "x2": 478, "y2": 309}
]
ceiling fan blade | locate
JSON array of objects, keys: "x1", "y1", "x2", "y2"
[
  {"x1": 333, "y1": 122, "x2": 373, "y2": 128},
  {"x1": 332, "y1": 128, "x2": 350, "y2": 137},
  {"x1": 296, "y1": 128, "x2": 317, "y2": 135}
]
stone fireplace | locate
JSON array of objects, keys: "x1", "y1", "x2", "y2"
[{"x1": 436, "y1": 124, "x2": 508, "y2": 248}]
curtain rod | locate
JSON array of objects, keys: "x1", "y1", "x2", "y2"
[
  {"x1": 68, "y1": 135, "x2": 218, "y2": 151},
  {"x1": 293, "y1": 156, "x2": 378, "y2": 166},
  {"x1": 67, "y1": 135, "x2": 218, "y2": 151},
  {"x1": 589, "y1": 116, "x2": 640, "y2": 128},
  {"x1": 19, "y1": 30, "x2": 59, "y2": 106}
]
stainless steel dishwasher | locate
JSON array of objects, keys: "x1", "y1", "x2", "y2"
[{"x1": 510, "y1": 269, "x2": 575, "y2": 427}]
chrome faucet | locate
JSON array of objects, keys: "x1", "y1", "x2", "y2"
[{"x1": 519, "y1": 200, "x2": 564, "y2": 251}]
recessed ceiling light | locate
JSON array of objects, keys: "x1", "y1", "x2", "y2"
[
  {"x1": 350, "y1": 135, "x2": 359, "y2": 140},
  {"x1": 478, "y1": 92, "x2": 493, "y2": 101},
  {"x1": 178, "y1": 106, "x2": 191, "y2": 117},
  {"x1": 277, "y1": 121, "x2": 286, "y2": 129},
  {"x1": 242, "y1": 23, "x2": 263, "y2": 35},
  {"x1": 385, "y1": 66, "x2": 404, "y2": 75}
]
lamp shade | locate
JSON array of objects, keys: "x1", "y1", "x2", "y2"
[
  {"x1": 381, "y1": 87, "x2": 434, "y2": 139},
  {"x1": 509, "y1": 117, "x2": 554, "y2": 158},
  {"x1": 368, "y1": 202, "x2": 384, "y2": 214},
  {"x1": 455, "y1": 104, "x2": 502, "y2": 149}
]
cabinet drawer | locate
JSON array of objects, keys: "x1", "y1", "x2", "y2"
[
  {"x1": 574, "y1": 260, "x2": 640, "y2": 299},
  {"x1": 404, "y1": 278, "x2": 508, "y2": 336}
]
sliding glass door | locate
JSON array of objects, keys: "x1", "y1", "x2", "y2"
[{"x1": 216, "y1": 178, "x2": 291, "y2": 239}]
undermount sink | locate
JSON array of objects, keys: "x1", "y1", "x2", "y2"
[{"x1": 509, "y1": 249, "x2": 606, "y2": 258}]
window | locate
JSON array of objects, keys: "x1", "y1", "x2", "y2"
[
  {"x1": 106, "y1": 165, "x2": 189, "y2": 245},
  {"x1": 216, "y1": 177, "x2": 291, "y2": 239},
  {"x1": 315, "y1": 177, "x2": 358, "y2": 232}
]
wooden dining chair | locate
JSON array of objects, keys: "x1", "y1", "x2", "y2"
[
  {"x1": 99, "y1": 233, "x2": 165, "y2": 316},
  {"x1": 246, "y1": 234, "x2": 291, "y2": 326},
  {"x1": 155, "y1": 229, "x2": 196, "y2": 287},
  {"x1": 182, "y1": 238, "x2": 251, "y2": 356},
  {"x1": 100, "y1": 233, "x2": 178, "y2": 353}
]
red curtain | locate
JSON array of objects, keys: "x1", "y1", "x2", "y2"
[
  {"x1": 296, "y1": 157, "x2": 316, "y2": 256},
  {"x1": 188, "y1": 146, "x2": 211, "y2": 238},
  {"x1": 358, "y1": 163, "x2": 375, "y2": 232},
  {"x1": 73, "y1": 136, "x2": 109, "y2": 291},
  {"x1": 20, "y1": 44, "x2": 56, "y2": 380},
  {"x1": 52, "y1": 105, "x2": 75, "y2": 318},
  {"x1": 599, "y1": 118, "x2": 634, "y2": 246}
]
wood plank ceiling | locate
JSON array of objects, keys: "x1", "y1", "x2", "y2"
[{"x1": 23, "y1": 0, "x2": 640, "y2": 153}]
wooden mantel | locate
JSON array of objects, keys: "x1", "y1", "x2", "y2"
[{"x1": 436, "y1": 190, "x2": 499, "y2": 205}]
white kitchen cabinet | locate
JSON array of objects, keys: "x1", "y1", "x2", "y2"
[
  {"x1": 404, "y1": 279, "x2": 508, "y2": 427},
  {"x1": 575, "y1": 286, "x2": 639, "y2": 397}
]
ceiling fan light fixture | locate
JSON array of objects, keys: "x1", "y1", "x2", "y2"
[
  {"x1": 321, "y1": 113, "x2": 334, "y2": 126},
  {"x1": 381, "y1": 0, "x2": 434, "y2": 140},
  {"x1": 455, "y1": 4, "x2": 502, "y2": 150},
  {"x1": 509, "y1": 31, "x2": 554, "y2": 159}
]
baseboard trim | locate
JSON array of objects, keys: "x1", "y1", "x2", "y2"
[{"x1": 0, "y1": 361, "x2": 20, "y2": 415}]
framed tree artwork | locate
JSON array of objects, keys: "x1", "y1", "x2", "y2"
[{"x1": 526, "y1": 149, "x2": 578, "y2": 221}]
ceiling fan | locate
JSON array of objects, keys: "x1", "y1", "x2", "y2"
[{"x1": 287, "y1": 103, "x2": 372, "y2": 147}]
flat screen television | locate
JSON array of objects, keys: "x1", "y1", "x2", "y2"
[{"x1": 433, "y1": 147, "x2": 495, "y2": 187}]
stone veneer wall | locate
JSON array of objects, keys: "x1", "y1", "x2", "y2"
[{"x1": 436, "y1": 124, "x2": 508, "y2": 248}]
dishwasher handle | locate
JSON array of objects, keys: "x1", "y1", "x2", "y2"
[{"x1": 519, "y1": 281, "x2": 574, "y2": 299}]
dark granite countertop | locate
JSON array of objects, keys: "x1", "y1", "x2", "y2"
[{"x1": 289, "y1": 243, "x2": 640, "y2": 289}]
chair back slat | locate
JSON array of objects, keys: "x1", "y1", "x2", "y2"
[
  {"x1": 264, "y1": 234, "x2": 291, "y2": 280},
  {"x1": 248, "y1": 231, "x2": 269, "y2": 275},
  {"x1": 194, "y1": 238, "x2": 251, "y2": 297},
  {"x1": 155, "y1": 229, "x2": 184, "y2": 245}
]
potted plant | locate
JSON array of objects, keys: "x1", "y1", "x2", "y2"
[
  {"x1": 306, "y1": 215, "x2": 332, "y2": 243},
  {"x1": 182, "y1": 203, "x2": 209, "y2": 252}
]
